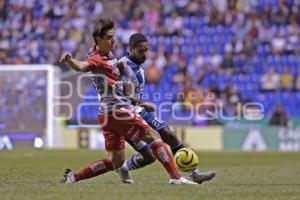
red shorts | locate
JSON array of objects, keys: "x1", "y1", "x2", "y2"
[{"x1": 98, "y1": 108, "x2": 152, "y2": 151}]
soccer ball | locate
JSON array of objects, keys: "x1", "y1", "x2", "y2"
[{"x1": 174, "y1": 148, "x2": 199, "y2": 172}]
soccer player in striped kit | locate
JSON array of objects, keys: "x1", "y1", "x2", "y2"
[{"x1": 117, "y1": 33, "x2": 216, "y2": 184}]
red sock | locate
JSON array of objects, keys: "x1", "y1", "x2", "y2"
[
  {"x1": 150, "y1": 140, "x2": 181, "y2": 180},
  {"x1": 74, "y1": 159, "x2": 114, "y2": 182}
]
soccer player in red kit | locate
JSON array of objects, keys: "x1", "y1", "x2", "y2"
[{"x1": 59, "y1": 17, "x2": 196, "y2": 184}]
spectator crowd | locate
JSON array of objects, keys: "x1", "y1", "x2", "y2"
[{"x1": 1, "y1": 0, "x2": 300, "y2": 126}]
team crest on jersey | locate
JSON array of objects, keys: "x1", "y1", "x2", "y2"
[
  {"x1": 108, "y1": 58, "x2": 120, "y2": 76},
  {"x1": 107, "y1": 58, "x2": 117, "y2": 66}
]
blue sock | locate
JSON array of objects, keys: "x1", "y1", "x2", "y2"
[{"x1": 171, "y1": 143, "x2": 185, "y2": 155}]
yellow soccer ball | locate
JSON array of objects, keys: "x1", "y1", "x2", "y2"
[{"x1": 174, "y1": 148, "x2": 199, "y2": 172}]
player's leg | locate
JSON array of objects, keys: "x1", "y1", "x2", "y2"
[
  {"x1": 115, "y1": 140, "x2": 155, "y2": 183},
  {"x1": 118, "y1": 109, "x2": 183, "y2": 173},
  {"x1": 112, "y1": 108, "x2": 195, "y2": 184},
  {"x1": 61, "y1": 150, "x2": 119, "y2": 183},
  {"x1": 158, "y1": 127, "x2": 216, "y2": 183},
  {"x1": 121, "y1": 127, "x2": 182, "y2": 172},
  {"x1": 124, "y1": 122, "x2": 216, "y2": 183},
  {"x1": 121, "y1": 111, "x2": 213, "y2": 181},
  {"x1": 122, "y1": 139, "x2": 155, "y2": 171},
  {"x1": 139, "y1": 109, "x2": 184, "y2": 154},
  {"x1": 140, "y1": 110, "x2": 216, "y2": 183},
  {"x1": 158, "y1": 126, "x2": 184, "y2": 154},
  {"x1": 61, "y1": 115, "x2": 126, "y2": 184},
  {"x1": 110, "y1": 149, "x2": 135, "y2": 184},
  {"x1": 139, "y1": 126, "x2": 196, "y2": 184},
  {"x1": 119, "y1": 111, "x2": 178, "y2": 172}
]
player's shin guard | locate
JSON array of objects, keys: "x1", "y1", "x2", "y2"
[
  {"x1": 74, "y1": 159, "x2": 114, "y2": 182},
  {"x1": 150, "y1": 139, "x2": 181, "y2": 180}
]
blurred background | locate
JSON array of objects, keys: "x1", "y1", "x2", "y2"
[{"x1": 1, "y1": 0, "x2": 300, "y2": 151}]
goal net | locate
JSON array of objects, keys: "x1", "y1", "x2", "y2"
[{"x1": 0, "y1": 65, "x2": 60, "y2": 149}]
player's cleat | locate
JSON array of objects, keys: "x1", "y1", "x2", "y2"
[
  {"x1": 169, "y1": 177, "x2": 197, "y2": 185},
  {"x1": 61, "y1": 168, "x2": 76, "y2": 184},
  {"x1": 116, "y1": 167, "x2": 134, "y2": 184},
  {"x1": 187, "y1": 170, "x2": 216, "y2": 184}
]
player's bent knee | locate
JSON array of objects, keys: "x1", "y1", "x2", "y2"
[
  {"x1": 141, "y1": 129, "x2": 162, "y2": 145},
  {"x1": 143, "y1": 156, "x2": 156, "y2": 165},
  {"x1": 140, "y1": 150, "x2": 156, "y2": 165},
  {"x1": 147, "y1": 129, "x2": 161, "y2": 140}
]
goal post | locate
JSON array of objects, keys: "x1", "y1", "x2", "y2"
[{"x1": 0, "y1": 65, "x2": 60, "y2": 149}]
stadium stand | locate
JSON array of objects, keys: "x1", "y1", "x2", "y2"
[{"x1": 1, "y1": 0, "x2": 300, "y2": 125}]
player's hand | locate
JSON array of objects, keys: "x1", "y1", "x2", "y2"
[
  {"x1": 140, "y1": 103, "x2": 155, "y2": 112},
  {"x1": 59, "y1": 53, "x2": 72, "y2": 64},
  {"x1": 117, "y1": 60, "x2": 127, "y2": 72}
]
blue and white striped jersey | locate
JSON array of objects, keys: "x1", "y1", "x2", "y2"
[{"x1": 119, "y1": 55, "x2": 145, "y2": 100}]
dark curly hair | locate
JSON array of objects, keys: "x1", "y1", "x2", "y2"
[{"x1": 129, "y1": 33, "x2": 148, "y2": 49}]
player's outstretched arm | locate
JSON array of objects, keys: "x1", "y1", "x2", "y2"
[{"x1": 59, "y1": 53, "x2": 89, "y2": 72}]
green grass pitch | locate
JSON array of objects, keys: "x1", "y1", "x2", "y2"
[{"x1": 0, "y1": 149, "x2": 300, "y2": 200}]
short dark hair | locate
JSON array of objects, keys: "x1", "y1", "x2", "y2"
[
  {"x1": 129, "y1": 33, "x2": 148, "y2": 49},
  {"x1": 92, "y1": 18, "x2": 115, "y2": 44}
]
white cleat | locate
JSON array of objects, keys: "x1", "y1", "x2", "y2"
[
  {"x1": 169, "y1": 177, "x2": 198, "y2": 185},
  {"x1": 61, "y1": 168, "x2": 76, "y2": 184},
  {"x1": 116, "y1": 167, "x2": 134, "y2": 184}
]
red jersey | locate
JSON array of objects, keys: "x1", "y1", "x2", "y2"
[{"x1": 85, "y1": 48, "x2": 129, "y2": 114}]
